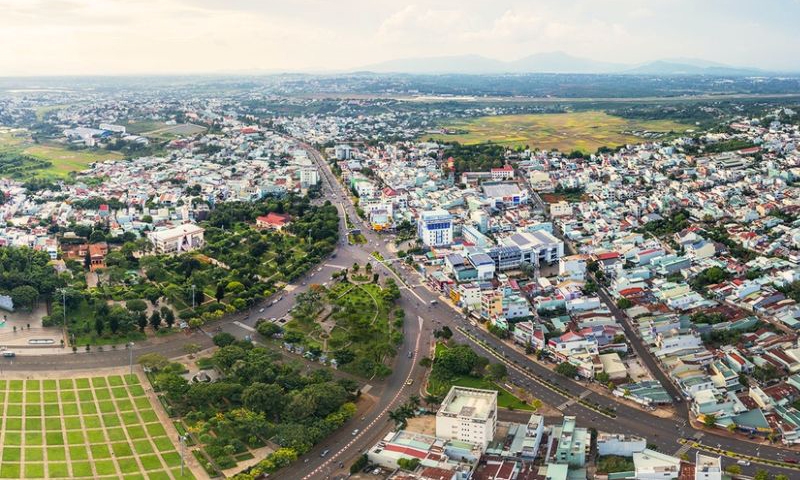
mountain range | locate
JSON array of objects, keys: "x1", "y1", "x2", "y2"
[{"x1": 358, "y1": 51, "x2": 775, "y2": 76}]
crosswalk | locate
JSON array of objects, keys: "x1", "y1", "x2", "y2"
[
  {"x1": 556, "y1": 389, "x2": 592, "y2": 411},
  {"x1": 674, "y1": 433, "x2": 703, "y2": 457}
]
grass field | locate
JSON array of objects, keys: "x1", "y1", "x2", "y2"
[
  {"x1": 0, "y1": 129, "x2": 123, "y2": 179},
  {"x1": 425, "y1": 110, "x2": 694, "y2": 152},
  {"x1": 0, "y1": 375, "x2": 193, "y2": 480}
]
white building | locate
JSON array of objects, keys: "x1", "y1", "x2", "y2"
[
  {"x1": 436, "y1": 386, "x2": 497, "y2": 448},
  {"x1": 633, "y1": 449, "x2": 681, "y2": 480},
  {"x1": 694, "y1": 453, "x2": 722, "y2": 480},
  {"x1": 418, "y1": 210, "x2": 454, "y2": 247},
  {"x1": 334, "y1": 144, "x2": 353, "y2": 160},
  {"x1": 299, "y1": 168, "x2": 320, "y2": 187},
  {"x1": 559, "y1": 254, "x2": 589, "y2": 280},
  {"x1": 148, "y1": 224, "x2": 205, "y2": 254},
  {"x1": 500, "y1": 230, "x2": 564, "y2": 266},
  {"x1": 596, "y1": 432, "x2": 646, "y2": 457}
]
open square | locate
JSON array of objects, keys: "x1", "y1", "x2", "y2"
[{"x1": 0, "y1": 374, "x2": 194, "y2": 479}]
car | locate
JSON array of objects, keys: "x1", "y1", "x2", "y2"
[
  {"x1": 737, "y1": 460, "x2": 750, "y2": 466},
  {"x1": 407, "y1": 351, "x2": 413, "y2": 358},
  {"x1": 258, "y1": 308, "x2": 265, "y2": 313},
  {"x1": 352, "y1": 429, "x2": 359, "y2": 436},
  {"x1": 320, "y1": 449, "x2": 330, "y2": 457},
  {"x1": 786, "y1": 458, "x2": 798, "y2": 464},
  {"x1": 405, "y1": 379, "x2": 414, "y2": 386},
  {"x1": 3, "y1": 351, "x2": 15, "y2": 357}
]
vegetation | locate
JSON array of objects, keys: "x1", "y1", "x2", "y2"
[
  {"x1": 597, "y1": 455, "x2": 635, "y2": 474},
  {"x1": 426, "y1": 111, "x2": 691, "y2": 153},
  {"x1": 278, "y1": 277, "x2": 402, "y2": 378},
  {"x1": 555, "y1": 362, "x2": 579, "y2": 378},
  {"x1": 150, "y1": 343, "x2": 358, "y2": 475}
]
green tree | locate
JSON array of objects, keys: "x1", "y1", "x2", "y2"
[
  {"x1": 148, "y1": 310, "x2": 161, "y2": 331},
  {"x1": 616, "y1": 298, "x2": 633, "y2": 309},
  {"x1": 138, "y1": 353, "x2": 169, "y2": 371},
  {"x1": 213, "y1": 332, "x2": 236, "y2": 347},
  {"x1": 486, "y1": 363, "x2": 508, "y2": 381},
  {"x1": 10, "y1": 285, "x2": 39, "y2": 310},
  {"x1": 724, "y1": 464, "x2": 741, "y2": 475},
  {"x1": 215, "y1": 283, "x2": 226, "y2": 303},
  {"x1": 161, "y1": 307, "x2": 176, "y2": 328},
  {"x1": 556, "y1": 362, "x2": 579, "y2": 378},
  {"x1": 242, "y1": 382, "x2": 286, "y2": 419},
  {"x1": 702, "y1": 414, "x2": 717, "y2": 428},
  {"x1": 126, "y1": 299, "x2": 148, "y2": 313}
]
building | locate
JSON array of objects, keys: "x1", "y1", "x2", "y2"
[
  {"x1": 500, "y1": 231, "x2": 564, "y2": 266},
  {"x1": 87, "y1": 242, "x2": 108, "y2": 272},
  {"x1": 551, "y1": 416, "x2": 589, "y2": 467},
  {"x1": 633, "y1": 449, "x2": 681, "y2": 480},
  {"x1": 148, "y1": 224, "x2": 205, "y2": 254},
  {"x1": 596, "y1": 433, "x2": 646, "y2": 457},
  {"x1": 436, "y1": 386, "x2": 498, "y2": 448},
  {"x1": 694, "y1": 453, "x2": 722, "y2": 480},
  {"x1": 256, "y1": 212, "x2": 291, "y2": 230},
  {"x1": 418, "y1": 210, "x2": 454, "y2": 247}
]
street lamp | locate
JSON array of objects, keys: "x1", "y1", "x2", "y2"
[
  {"x1": 191, "y1": 285, "x2": 196, "y2": 310},
  {"x1": 126, "y1": 342, "x2": 135, "y2": 379},
  {"x1": 179, "y1": 435, "x2": 186, "y2": 477}
]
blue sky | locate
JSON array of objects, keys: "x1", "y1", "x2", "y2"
[{"x1": 0, "y1": 0, "x2": 798, "y2": 75}]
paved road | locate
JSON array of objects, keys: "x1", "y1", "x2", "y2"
[{"x1": 5, "y1": 141, "x2": 799, "y2": 478}]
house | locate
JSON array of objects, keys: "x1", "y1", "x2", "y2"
[
  {"x1": 88, "y1": 242, "x2": 108, "y2": 272},
  {"x1": 148, "y1": 224, "x2": 205, "y2": 254},
  {"x1": 256, "y1": 212, "x2": 291, "y2": 230}
]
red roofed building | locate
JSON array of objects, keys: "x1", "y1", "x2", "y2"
[{"x1": 256, "y1": 212, "x2": 291, "y2": 230}]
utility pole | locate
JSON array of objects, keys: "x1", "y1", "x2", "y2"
[
  {"x1": 58, "y1": 288, "x2": 67, "y2": 346},
  {"x1": 191, "y1": 285, "x2": 196, "y2": 309}
]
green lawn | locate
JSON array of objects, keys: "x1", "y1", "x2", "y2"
[{"x1": 0, "y1": 374, "x2": 194, "y2": 479}]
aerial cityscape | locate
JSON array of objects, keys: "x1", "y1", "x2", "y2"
[{"x1": 2, "y1": 1, "x2": 800, "y2": 480}]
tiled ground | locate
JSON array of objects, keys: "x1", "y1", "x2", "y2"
[{"x1": 0, "y1": 375, "x2": 195, "y2": 479}]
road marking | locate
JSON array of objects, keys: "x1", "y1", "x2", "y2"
[
  {"x1": 232, "y1": 321, "x2": 255, "y2": 332},
  {"x1": 324, "y1": 264, "x2": 347, "y2": 270},
  {"x1": 557, "y1": 389, "x2": 592, "y2": 410},
  {"x1": 302, "y1": 309, "x2": 424, "y2": 479}
]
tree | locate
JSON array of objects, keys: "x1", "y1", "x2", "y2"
[
  {"x1": 596, "y1": 372, "x2": 611, "y2": 384},
  {"x1": 213, "y1": 332, "x2": 236, "y2": 347},
  {"x1": 148, "y1": 311, "x2": 161, "y2": 331},
  {"x1": 419, "y1": 357, "x2": 432, "y2": 368},
  {"x1": 10, "y1": 285, "x2": 39, "y2": 310},
  {"x1": 333, "y1": 349, "x2": 355, "y2": 365},
  {"x1": 616, "y1": 298, "x2": 633, "y2": 309},
  {"x1": 556, "y1": 362, "x2": 579, "y2": 378},
  {"x1": 702, "y1": 414, "x2": 717, "y2": 428},
  {"x1": 138, "y1": 353, "x2": 169, "y2": 371},
  {"x1": 136, "y1": 313, "x2": 147, "y2": 332},
  {"x1": 435, "y1": 344, "x2": 479, "y2": 377},
  {"x1": 397, "y1": 458, "x2": 420, "y2": 471},
  {"x1": 161, "y1": 307, "x2": 176, "y2": 328},
  {"x1": 256, "y1": 322, "x2": 282, "y2": 338},
  {"x1": 350, "y1": 454, "x2": 368, "y2": 474},
  {"x1": 94, "y1": 316, "x2": 104, "y2": 336},
  {"x1": 242, "y1": 382, "x2": 285, "y2": 418},
  {"x1": 753, "y1": 470, "x2": 770, "y2": 480},
  {"x1": 126, "y1": 299, "x2": 148, "y2": 313},
  {"x1": 352, "y1": 263, "x2": 360, "y2": 273},
  {"x1": 215, "y1": 283, "x2": 226, "y2": 303},
  {"x1": 486, "y1": 363, "x2": 508, "y2": 381},
  {"x1": 183, "y1": 343, "x2": 201, "y2": 356}
]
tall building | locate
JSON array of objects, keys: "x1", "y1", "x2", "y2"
[
  {"x1": 436, "y1": 386, "x2": 497, "y2": 448},
  {"x1": 417, "y1": 210, "x2": 454, "y2": 247},
  {"x1": 552, "y1": 416, "x2": 589, "y2": 467}
]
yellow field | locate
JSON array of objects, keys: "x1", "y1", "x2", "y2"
[{"x1": 425, "y1": 111, "x2": 694, "y2": 152}]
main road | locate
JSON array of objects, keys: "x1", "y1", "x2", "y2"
[{"x1": 3, "y1": 140, "x2": 798, "y2": 478}]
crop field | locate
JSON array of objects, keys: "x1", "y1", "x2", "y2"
[
  {"x1": 0, "y1": 375, "x2": 194, "y2": 479},
  {"x1": 425, "y1": 110, "x2": 694, "y2": 152}
]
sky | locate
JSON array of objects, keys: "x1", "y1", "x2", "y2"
[{"x1": 1, "y1": 0, "x2": 799, "y2": 76}]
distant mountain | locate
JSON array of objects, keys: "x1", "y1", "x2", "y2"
[
  {"x1": 623, "y1": 60, "x2": 765, "y2": 76},
  {"x1": 358, "y1": 52, "x2": 775, "y2": 76}
]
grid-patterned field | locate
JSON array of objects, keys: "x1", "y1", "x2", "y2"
[{"x1": 0, "y1": 375, "x2": 195, "y2": 480}]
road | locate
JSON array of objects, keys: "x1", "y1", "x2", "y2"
[{"x1": 4, "y1": 140, "x2": 799, "y2": 478}]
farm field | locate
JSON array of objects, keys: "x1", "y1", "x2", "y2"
[
  {"x1": 0, "y1": 374, "x2": 194, "y2": 480},
  {"x1": 424, "y1": 110, "x2": 694, "y2": 152},
  {"x1": 23, "y1": 144, "x2": 123, "y2": 177}
]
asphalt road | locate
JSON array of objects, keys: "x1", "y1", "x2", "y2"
[{"x1": 4, "y1": 141, "x2": 799, "y2": 478}]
